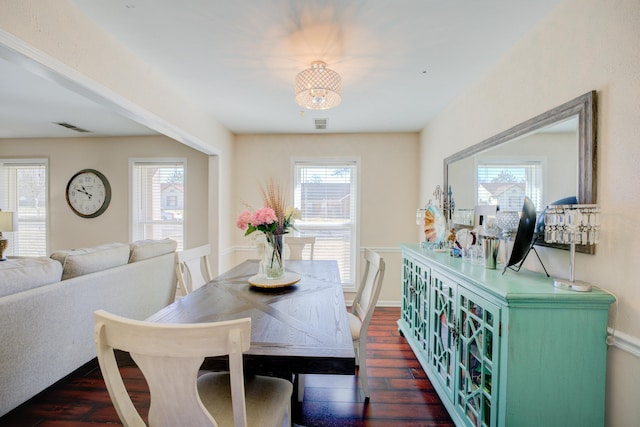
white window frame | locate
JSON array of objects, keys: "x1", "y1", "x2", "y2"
[
  {"x1": 130, "y1": 158, "x2": 186, "y2": 250},
  {"x1": 292, "y1": 158, "x2": 360, "y2": 290},
  {"x1": 0, "y1": 158, "x2": 49, "y2": 256}
]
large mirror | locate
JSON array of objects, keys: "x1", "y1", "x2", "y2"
[{"x1": 444, "y1": 91, "x2": 597, "y2": 254}]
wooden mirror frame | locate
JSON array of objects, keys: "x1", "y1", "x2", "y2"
[{"x1": 443, "y1": 90, "x2": 597, "y2": 254}]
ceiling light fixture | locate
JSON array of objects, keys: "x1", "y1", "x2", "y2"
[{"x1": 295, "y1": 61, "x2": 342, "y2": 110}]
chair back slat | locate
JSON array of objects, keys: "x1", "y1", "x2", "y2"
[
  {"x1": 133, "y1": 353, "x2": 214, "y2": 427},
  {"x1": 286, "y1": 236, "x2": 316, "y2": 260},
  {"x1": 352, "y1": 249, "x2": 385, "y2": 327},
  {"x1": 176, "y1": 244, "x2": 213, "y2": 294}
]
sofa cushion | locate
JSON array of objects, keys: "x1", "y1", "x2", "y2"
[
  {"x1": 0, "y1": 257, "x2": 63, "y2": 298},
  {"x1": 129, "y1": 238, "x2": 177, "y2": 263},
  {"x1": 50, "y1": 243, "x2": 130, "y2": 280}
]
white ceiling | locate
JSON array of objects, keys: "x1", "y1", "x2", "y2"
[{"x1": 0, "y1": 0, "x2": 561, "y2": 139}]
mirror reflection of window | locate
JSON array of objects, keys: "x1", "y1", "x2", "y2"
[
  {"x1": 449, "y1": 120, "x2": 577, "y2": 215},
  {"x1": 476, "y1": 160, "x2": 544, "y2": 211}
]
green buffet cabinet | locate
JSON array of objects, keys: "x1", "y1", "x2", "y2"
[{"x1": 398, "y1": 244, "x2": 614, "y2": 427}]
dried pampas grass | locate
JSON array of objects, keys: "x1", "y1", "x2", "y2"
[{"x1": 260, "y1": 178, "x2": 288, "y2": 234}]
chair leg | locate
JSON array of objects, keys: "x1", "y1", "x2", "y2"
[
  {"x1": 285, "y1": 400, "x2": 292, "y2": 427},
  {"x1": 297, "y1": 373, "x2": 305, "y2": 402},
  {"x1": 353, "y1": 339, "x2": 360, "y2": 366},
  {"x1": 358, "y1": 339, "x2": 370, "y2": 400}
]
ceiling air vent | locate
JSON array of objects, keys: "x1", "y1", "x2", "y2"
[
  {"x1": 54, "y1": 122, "x2": 91, "y2": 133},
  {"x1": 314, "y1": 118, "x2": 327, "y2": 130}
]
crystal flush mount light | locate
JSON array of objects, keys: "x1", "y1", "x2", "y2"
[{"x1": 295, "y1": 61, "x2": 342, "y2": 110}]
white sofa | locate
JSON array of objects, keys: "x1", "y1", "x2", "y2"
[{"x1": 0, "y1": 239, "x2": 178, "y2": 417}]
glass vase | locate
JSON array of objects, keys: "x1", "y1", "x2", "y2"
[{"x1": 262, "y1": 233, "x2": 285, "y2": 279}]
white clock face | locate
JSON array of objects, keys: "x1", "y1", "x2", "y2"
[{"x1": 66, "y1": 170, "x2": 111, "y2": 217}]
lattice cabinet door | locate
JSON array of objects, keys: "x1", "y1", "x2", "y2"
[
  {"x1": 401, "y1": 255, "x2": 415, "y2": 331},
  {"x1": 401, "y1": 255, "x2": 431, "y2": 349},
  {"x1": 429, "y1": 270, "x2": 457, "y2": 400},
  {"x1": 454, "y1": 287, "x2": 501, "y2": 427},
  {"x1": 414, "y1": 259, "x2": 430, "y2": 350}
]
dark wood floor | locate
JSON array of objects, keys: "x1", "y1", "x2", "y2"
[{"x1": 0, "y1": 307, "x2": 454, "y2": 427}]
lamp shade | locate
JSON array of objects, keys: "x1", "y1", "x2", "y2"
[
  {"x1": 0, "y1": 211, "x2": 16, "y2": 232},
  {"x1": 295, "y1": 61, "x2": 342, "y2": 110},
  {"x1": 544, "y1": 204, "x2": 600, "y2": 245}
]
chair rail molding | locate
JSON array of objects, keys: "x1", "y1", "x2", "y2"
[
  {"x1": 233, "y1": 245, "x2": 401, "y2": 254},
  {"x1": 608, "y1": 328, "x2": 640, "y2": 359}
]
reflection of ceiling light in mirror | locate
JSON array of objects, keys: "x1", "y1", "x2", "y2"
[{"x1": 295, "y1": 61, "x2": 342, "y2": 110}]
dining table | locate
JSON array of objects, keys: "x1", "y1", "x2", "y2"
[{"x1": 147, "y1": 259, "x2": 356, "y2": 378}]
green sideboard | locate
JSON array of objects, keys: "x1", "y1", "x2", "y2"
[{"x1": 398, "y1": 244, "x2": 614, "y2": 427}]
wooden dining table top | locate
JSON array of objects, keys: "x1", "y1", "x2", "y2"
[{"x1": 147, "y1": 259, "x2": 356, "y2": 376}]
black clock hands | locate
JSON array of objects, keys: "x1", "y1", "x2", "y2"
[{"x1": 75, "y1": 185, "x2": 93, "y2": 199}]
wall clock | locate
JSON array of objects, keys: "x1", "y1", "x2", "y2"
[{"x1": 65, "y1": 169, "x2": 112, "y2": 218}]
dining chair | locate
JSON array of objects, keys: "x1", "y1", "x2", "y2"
[
  {"x1": 348, "y1": 248, "x2": 386, "y2": 400},
  {"x1": 175, "y1": 244, "x2": 213, "y2": 295},
  {"x1": 94, "y1": 309, "x2": 293, "y2": 427},
  {"x1": 285, "y1": 236, "x2": 316, "y2": 260}
]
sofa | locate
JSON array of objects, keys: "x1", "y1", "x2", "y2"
[{"x1": 0, "y1": 239, "x2": 178, "y2": 417}]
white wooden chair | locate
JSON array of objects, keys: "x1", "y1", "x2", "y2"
[
  {"x1": 176, "y1": 244, "x2": 213, "y2": 295},
  {"x1": 348, "y1": 248, "x2": 386, "y2": 400},
  {"x1": 285, "y1": 236, "x2": 316, "y2": 260},
  {"x1": 94, "y1": 310, "x2": 293, "y2": 427}
]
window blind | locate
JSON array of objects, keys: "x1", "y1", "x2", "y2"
[
  {"x1": 131, "y1": 160, "x2": 185, "y2": 250},
  {"x1": 293, "y1": 161, "x2": 358, "y2": 287},
  {"x1": 0, "y1": 159, "x2": 48, "y2": 256}
]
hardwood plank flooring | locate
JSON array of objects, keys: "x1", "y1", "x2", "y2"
[{"x1": 0, "y1": 307, "x2": 454, "y2": 427}]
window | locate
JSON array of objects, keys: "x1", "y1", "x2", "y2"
[
  {"x1": 293, "y1": 160, "x2": 358, "y2": 288},
  {"x1": 0, "y1": 159, "x2": 48, "y2": 256},
  {"x1": 476, "y1": 159, "x2": 544, "y2": 211},
  {"x1": 131, "y1": 159, "x2": 185, "y2": 250}
]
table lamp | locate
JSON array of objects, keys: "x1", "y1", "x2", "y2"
[
  {"x1": 543, "y1": 204, "x2": 600, "y2": 292},
  {"x1": 0, "y1": 210, "x2": 17, "y2": 261}
]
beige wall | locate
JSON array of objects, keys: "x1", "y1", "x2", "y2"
[
  {"x1": 420, "y1": 0, "x2": 640, "y2": 425},
  {"x1": 210, "y1": 139, "x2": 235, "y2": 276},
  {"x1": 231, "y1": 133, "x2": 419, "y2": 304},
  {"x1": 0, "y1": 135, "x2": 211, "y2": 252}
]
